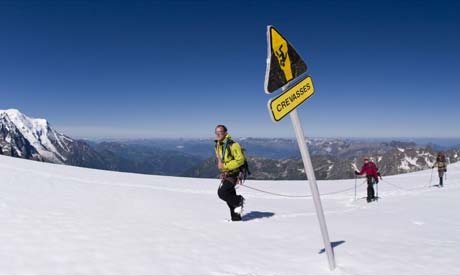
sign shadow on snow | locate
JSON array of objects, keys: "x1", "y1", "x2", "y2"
[
  {"x1": 318, "y1": 240, "x2": 346, "y2": 254},
  {"x1": 242, "y1": 211, "x2": 275, "y2": 221}
]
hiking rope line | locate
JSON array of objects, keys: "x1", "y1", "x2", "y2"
[
  {"x1": 381, "y1": 179, "x2": 428, "y2": 192},
  {"x1": 239, "y1": 180, "x2": 367, "y2": 198},
  {"x1": 239, "y1": 169, "x2": 454, "y2": 198}
]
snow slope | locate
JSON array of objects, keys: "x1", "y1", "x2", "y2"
[{"x1": 0, "y1": 155, "x2": 459, "y2": 275}]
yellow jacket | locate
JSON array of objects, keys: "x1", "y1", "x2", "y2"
[{"x1": 215, "y1": 134, "x2": 245, "y2": 173}]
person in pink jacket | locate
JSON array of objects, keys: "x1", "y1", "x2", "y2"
[{"x1": 355, "y1": 157, "x2": 380, "y2": 202}]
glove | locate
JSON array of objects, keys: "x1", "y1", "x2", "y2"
[
  {"x1": 377, "y1": 172, "x2": 381, "y2": 177},
  {"x1": 354, "y1": 171, "x2": 360, "y2": 176},
  {"x1": 375, "y1": 178, "x2": 379, "y2": 184}
]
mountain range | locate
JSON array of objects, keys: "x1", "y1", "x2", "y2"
[{"x1": 1, "y1": 109, "x2": 459, "y2": 180}]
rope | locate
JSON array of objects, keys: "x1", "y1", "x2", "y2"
[
  {"x1": 238, "y1": 169, "x2": 455, "y2": 198},
  {"x1": 322, "y1": 181, "x2": 367, "y2": 195},
  {"x1": 240, "y1": 184, "x2": 312, "y2": 198},
  {"x1": 239, "y1": 180, "x2": 366, "y2": 198},
  {"x1": 381, "y1": 179, "x2": 427, "y2": 192}
]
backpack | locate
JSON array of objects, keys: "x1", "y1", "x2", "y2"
[{"x1": 224, "y1": 139, "x2": 251, "y2": 183}]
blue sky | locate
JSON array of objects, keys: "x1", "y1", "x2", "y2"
[{"x1": 1, "y1": 0, "x2": 459, "y2": 139}]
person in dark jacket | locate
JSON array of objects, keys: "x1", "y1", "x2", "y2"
[
  {"x1": 355, "y1": 157, "x2": 380, "y2": 202},
  {"x1": 433, "y1": 152, "x2": 447, "y2": 187}
]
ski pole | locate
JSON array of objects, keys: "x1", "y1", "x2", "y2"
[
  {"x1": 376, "y1": 180, "x2": 378, "y2": 199},
  {"x1": 429, "y1": 168, "x2": 434, "y2": 187},
  {"x1": 446, "y1": 157, "x2": 449, "y2": 185},
  {"x1": 354, "y1": 175, "x2": 357, "y2": 201}
]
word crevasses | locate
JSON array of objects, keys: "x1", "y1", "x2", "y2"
[
  {"x1": 268, "y1": 75, "x2": 315, "y2": 122},
  {"x1": 276, "y1": 82, "x2": 311, "y2": 112}
]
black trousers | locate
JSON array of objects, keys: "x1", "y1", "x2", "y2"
[
  {"x1": 438, "y1": 171, "x2": 445, "y2": 186},
  {"x1": 218, "y1": 176, "x2": 243, "y2": 219},
  {"x1": 366, "y1": 176, "x2": 375, "y2": 200}
]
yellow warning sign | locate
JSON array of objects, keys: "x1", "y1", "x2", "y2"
[
  {"x1": 265, "y1": 26, "x2": 307, "y2": 94},
  {"x1": 268, "y1": 75, "x2": 314, "y2": 122},
  {"x1": 271, "y1": 28, "x2": 293, "y2": 82}
]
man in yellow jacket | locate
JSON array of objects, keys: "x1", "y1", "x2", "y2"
[{"x1": 214, "y1": 125, "x2": 246, "y2": 221}]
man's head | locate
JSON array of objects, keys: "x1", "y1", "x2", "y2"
[
  {"x1": 215, "y1": 125, "x2": 228, "y2": 142},
  {"x1": 364, "y1": 157, "x2": 369, "y2": 163}
]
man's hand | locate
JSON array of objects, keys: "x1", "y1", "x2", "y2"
[{"x1": 218, "y1": 160, "x2": 224, "y2": 170}]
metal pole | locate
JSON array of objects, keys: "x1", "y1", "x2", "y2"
[
  {"x1": 429, "y1": 168, "x2": 434, "y2": 188},
  {"x1": 354, "y1": 176, "x2": 357, "y2": 201},
  {"x1": 289, "y1": 109, "x2": 336, "y2": 270},
  {"x1": 376, "y1": 181, "x2": 378, "y2": 199}
]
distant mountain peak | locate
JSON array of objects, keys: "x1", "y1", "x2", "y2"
[{"x1": 0, "y1": 109, "x2": 75, "y2": 162}]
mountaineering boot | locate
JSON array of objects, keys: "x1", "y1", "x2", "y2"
[
  {"x1": 227, "y1": 203, "x2": 239, "y2": 221},
  {"x1": 367, "y1": 196, "x2": 377, "y2": 203},
  {"x1": 233, "y1": 196, "x2": 245, "y2": 217},
  {"x1": 231, "y1": 213, "x2": 242, "y2": 221}
]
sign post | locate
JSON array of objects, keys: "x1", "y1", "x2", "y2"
[
  {"x1": 264, "y1": 25, "x2": 336, "y2": 271},
  {"x1": 290, "y1": 109, "x2": 336, "y2": 270}
]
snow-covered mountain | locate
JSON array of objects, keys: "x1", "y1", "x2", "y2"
[
  {"x1": 0, "y1": 109, "x2": 106, "y2": 168},
  {"x1": 0, "y1": 154, "x2": 459, "y2": 274},
  {"x1": 0, "y1": 109, "x2": 73, "y2": 162},
  {"x1": 0, "y1": 109, "x2": 205, "y2": 175},
  {"x1": 188, "y1": 142, "x2": 460, "y2": 180},
  {"x1": 169, "y1": 138, "x2": 460, "y2": 180}
]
